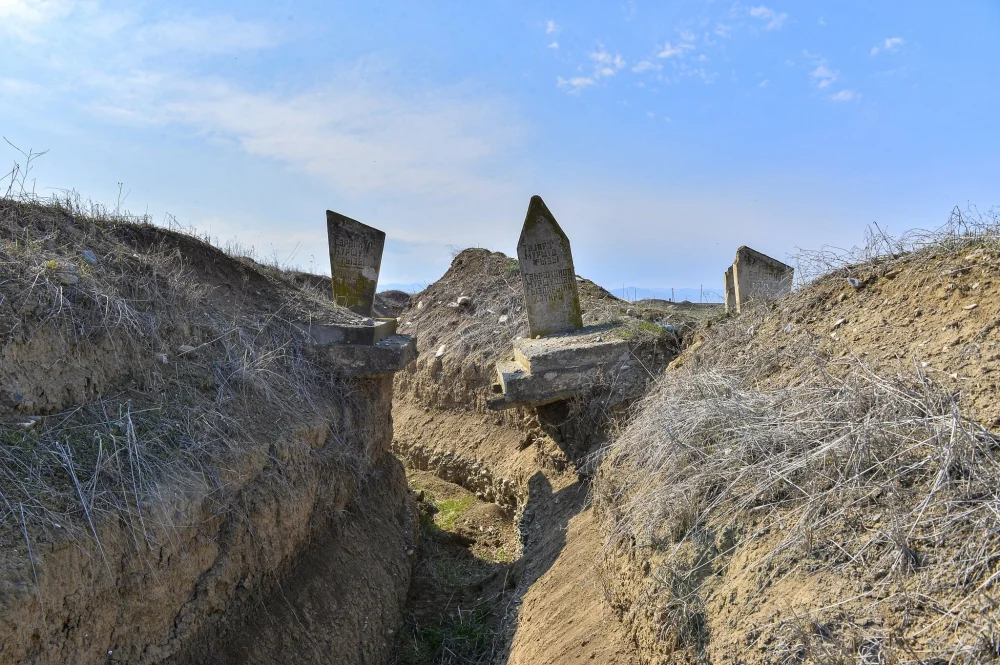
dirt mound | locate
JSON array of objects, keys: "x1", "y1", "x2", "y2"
[
  {"x1": 0, "y1": 197, "x2": 414, "y2": 664},
  {"x1": 377, "y1": 289, "x2": 413, "y2": 317},
  {"x1": 597, "y1": 237, "x2": 1000, "y2": 664},
  {"x1": 390, "y1": 248, "x2": 706, "y2": 664}
]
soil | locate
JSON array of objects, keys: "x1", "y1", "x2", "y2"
[
  {"x1": 390, "y1": 248, "x2": 704, "y2": 664},
  {"x1": 0, "y1": 200, "x2": 416, "y2": 665}
]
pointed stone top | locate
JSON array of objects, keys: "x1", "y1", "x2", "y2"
[
  {"x1": 326, "y1": 210, "x2": 386, "y2": 316},
  {"x1": 516, "y1": 195, "x2": 583, "y2": 338}
]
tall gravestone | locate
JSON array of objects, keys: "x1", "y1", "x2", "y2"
[
  {"x1": 731, "y1": 245, "x2": 793, "y2": 313},
  {"x1": 326, "y1": 210, "x2": 385, "y2": 316},
  {"x1": 724, "y1": 266, "x2": 736, "y2": 314},
  {"x1": 516, "y1": 195, "x2": 583, "y2": 338}
]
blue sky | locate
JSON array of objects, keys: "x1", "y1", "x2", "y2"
[{"x1": 1, "y1": 1, "x2": 997, "y2": 296}]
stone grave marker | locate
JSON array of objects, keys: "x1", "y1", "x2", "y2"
[
  {"x1": 516, "y1": 195, "x2": 583, "y2": 337},
  {"x1": 731, "y1": 245, "x2": 793, "y2": 313},
  {"x1": 724, "y1": 265, "x2": 736, "y2": 314},
  {"x1": 326, "y1": 210, "x2": 385, "y2": 316}
]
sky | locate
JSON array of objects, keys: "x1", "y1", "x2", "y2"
[{"x1": 1, "y1": 0, "x2": 997, "y2": 298}]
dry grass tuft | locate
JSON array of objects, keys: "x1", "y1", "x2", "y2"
[
  {"x1": 597, "y1": 211, "x2": 1000, "y2": 664},
  {"x1": 0, "y1": 178, "x2": 370, "y2": 556}
]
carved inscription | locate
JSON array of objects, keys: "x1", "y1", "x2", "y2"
[
  {"x1": 326, "y1": 210, "x2": 386, "y2": 316},
  {"x1": 517, "y1": 196, "x2": 583, "y2": 337}
]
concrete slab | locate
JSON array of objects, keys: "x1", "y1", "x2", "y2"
[
  {"x1": 293, "y1": 318, "x2": 397, "y2": 346},
  {"x1": 488, "y1": 325, "x2": 638, "y2": 410},
  {"x1": 321, "y1": 334, "x2": 418, "y2": 377}
]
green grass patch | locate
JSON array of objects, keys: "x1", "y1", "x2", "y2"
[{"x1": 434, "y1": 496, "x2": 476, "y2": 531}]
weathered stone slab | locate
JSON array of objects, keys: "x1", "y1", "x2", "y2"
[
  {"x1": 516, "y1": 196, "x2": 583, "y2": 338},
  {"x1": 326, "y1": 210, "x2": 385, "y2": 316},
  {"x1": 488, "y1": 326, "x2": 638, "y2": 410},
  {"x1": 320, "y1": 334, "x2": 418, "y2": 377},
  {"x1": 731, "y1": 246, "x2": 793, "y2": 313},
  {"x1": 724, "y1": 265, "x2": 736, "y2": 314},
  {"x1": 292, "y1": 318, "x2": 397, "y2": 346}
]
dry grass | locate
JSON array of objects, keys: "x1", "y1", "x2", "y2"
[
  {"x1": 597, "y1": 211, "x2": 1000, "y2": 664},
  {"x1": 0, "y1": 180, "x2": 371, "y2": 558}
]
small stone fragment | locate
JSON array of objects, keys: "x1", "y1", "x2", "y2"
[
  {"x1": 435, "y1": 344, "x2": 446, "y2": 358},
  {"x1": 832, "y1": 318, "x2": 846, "y2": 330},
  {"x1": 81, "y1": 249, "x2": 98, "y2": 265},
  {"x1": 178, "y1": 345, "x2": 197, "y2": 354},
  {"x1": 964, "y1": 303, "x2": 979, "y2": 310},
  {"x1": 847, "y1": 277, "x2": 860, "y2": 288},
  {"x1": 446, "y1": 302, "x2": 460, "y2": 309},
  {"x1": 155, "y1": 353, "x2": 168, "y2": 364},
  {"x1": 416, "y1": 300, "x2": 425, "y2": 310},
  {"x1": 498, "y1": 314, "x2": 509, "y2": 324},
  {"x1": 457, "y1": 296, "x2": 472, "y2": 307}
]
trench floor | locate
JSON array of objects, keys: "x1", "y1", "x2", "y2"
[{"x1": 389, "y1": 468, "x2": 521, "y2": 665}]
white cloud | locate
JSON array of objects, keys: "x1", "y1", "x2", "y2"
[
  {"x1": 657, "y1": 35, "x2": 696, "y2": 58},
  {"x1": 870, "y1": 36, "x2": 904, "y2": 55},
  {"x1": 0, "y1": 77, "x2": 40, "y2": 96},
  {"x1": 646, "y1": 111, "x2": 654, "y2": 118},
  {"x1": 590, "y1": 47, "x2": 626, "y2": 74},
  {"x1": 749, "y1": 5, "x2": 788, "y2": 30},
  {"x1": 546, "y1": 19, "x2": 560, "y2": 35},
  {"x1": 829, "y1": 89, "x2": 859, "y2": 102},
  {"x1": 0, "y1": 0, "x2": 77, "y2": 40},
  {"x1": 547, "y1": 41, "x2": 559, "y2": 50},
  {"x1": 631, "y1": 60, "x2": 661, "y2": 73},
  {"x1": 810, "y1": 63, "x2": 838, "y2": 88},
  {"x1": 715, "y1": 23, "x2": 732, "y2": 38},
  {"x1": 135, "y1": 16, "x2": 279, "y2": 54},
  {"x1": 557, "y1": 76, "x2": 595, "y2": 93},
  {"x1": 758, "y1": 79, "x2": 769, "y2": 88}
]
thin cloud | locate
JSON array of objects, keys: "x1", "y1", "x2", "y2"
[
  {"x1": 749, "y1": 5, "x2": 788, "y2": 30},
  {"x1": 810, "y1": 62, "x2": 838, "y2": 89},
  {"x1": 590, "y1": 47, "x2": 626, "y2": 77},
  {"x1": 715, "y1": 23, "x2": 732, "y2": 38},
  {"x1": 135, "y1": 16, "x2": 280, "y2": 54},
  {"x1": 546, "y1": 19, "x2": 560, "y2": 35},
  {"x1": 557, "y1": 76, "x2": 596, "y2": 93},
  {"x1": 871, "y1": 36, "x2": 904, "y2": 56},
  {"x1": 547, "y1": 41, "x2": 559, "y2": 50},
  {"x1": 657, "y1": 34, "x2": 696, "y2": 59},
  {"x1": 632, "y1": 60, "x2": 661, "y2": 73},
  {"x1": 0, "y1": 0, "x2": 77, "y2": 41},
  {"x1": 829, "y1": 89, "x2": 859, "y2": 102}
]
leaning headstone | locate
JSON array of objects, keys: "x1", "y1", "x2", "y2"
[
  {"x1": 516, "y1": 195, "x2": 583, "y2": 337},
  {"x1": 731, "y1": 245, "x2": 793, "y2": 313},
  {"x1": 724, "y1": 265, "x2": 736, "y2": 314},
  {"x1": 326, "y1": 210, "x2": 385, "y2": 316}
]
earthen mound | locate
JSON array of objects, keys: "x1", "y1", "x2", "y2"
[{"x1": 597, "y1": 230, "x2": 1000, "y2": 664}]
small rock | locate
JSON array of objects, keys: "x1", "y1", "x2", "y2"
[
  {"x1": 154, "y1": 353, "x2": 168, "y2": 364},
  {"x1": 416, "y1": 300, "x2": 425, "y2": 310},
  {"x1": 446, "y1": 302, "x2": 460, "y2": 309},
  {"x1": 626, "y1": 308, "x2": 637, "y2": 317},
  {"x1": 361, "y1": 317, "x2": 374, "y2": 325},
  {"x1": 57, "y1": 272, "x2": 80, "y2": 285},
  {"x1": 81, "y1": 249, "x2": 98, "y2": 265},
  {"x1": 964, "y1": 303, "x2": 979, "y2": 310},
  {"x1": 435, "y1": 344, "x2": 446, "y2": 358},
  {"x1": 415, "y1": 490, "x2": 425, "y2": 502},
  {"x1": 497, "y1": 314, "x2": 509, "y2": 325},
  {"x1": 847, "y1": 277, "x2": 860, "y2": 288},
  {"x1": 595, "y1": 335, "x2": 603, "y2": 342},
  {"x1": 831, "y1": 318, "x2": 846, "y2": 330},
  {"x1": 457, "y1": 295, "x2": 472, "y2": 306},
  {"x1": 782, "y1": 323, "x2": 794, "y2": 333},
  {"x1": 178, "y1": 345, "x2": 197, "y2": 354}
]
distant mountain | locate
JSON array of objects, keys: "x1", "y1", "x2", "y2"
[{"x1": 602, "y1": 285, "x2": 725, "y2": 304}]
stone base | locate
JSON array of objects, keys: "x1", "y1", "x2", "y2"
[
  {"x1": 321, "y1": 334, "x2": 418, "y2": 377},
  {"x1": 293, "y1": 318, "x2": 398, "y2": 345},
  {"x1": 488, "y1": 326, "x2": 636, "y2": 410}
]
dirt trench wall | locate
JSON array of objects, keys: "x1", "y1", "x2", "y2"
[{"x1": 0, "y1": 376, "x2": 417, "y2": 665}]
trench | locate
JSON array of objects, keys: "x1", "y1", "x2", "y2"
[{"x1": 387, "y1": 399, "x2": 631, "y2": 665}]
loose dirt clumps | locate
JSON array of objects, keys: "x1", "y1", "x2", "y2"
[{"x1": 597, "y1": 229, "x2": 1000, "y2": 664}]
